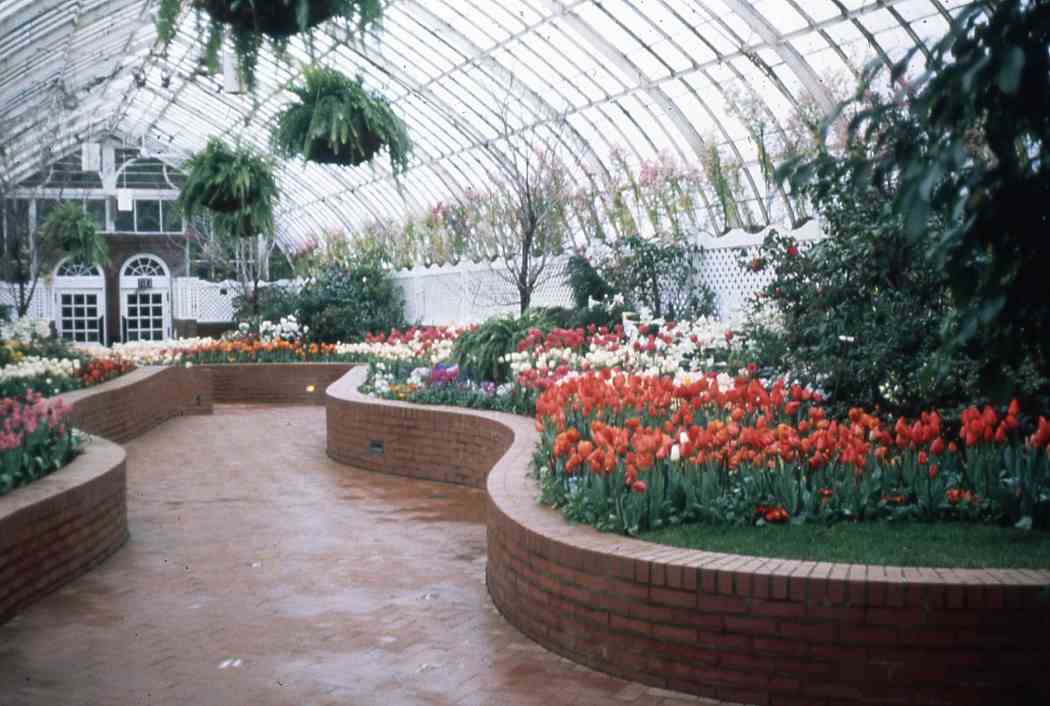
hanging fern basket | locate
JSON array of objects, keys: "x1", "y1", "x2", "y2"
[
  {"x1": 196, "y1": 0, "x2": 344, "y2": 38},
  {"x1": 157, "y1": 0, "x2": 382, "y2": 92},
  {"x1": 272, "y1": 66, "x2": 411, "y2": 173},
  {"x1": 177, "y1": 138, "x2": 277, "y2": 238},
  {"x1": 304, "y1": 117, "x2": 386, "y2": 166}
]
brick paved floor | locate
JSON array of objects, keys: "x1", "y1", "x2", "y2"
[{"x1": 0, "y1": 405, "x2": 731, "y2": 706}]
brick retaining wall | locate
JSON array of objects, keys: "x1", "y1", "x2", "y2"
[
  {"x1": 326, "y1": 366, "x2": 1050, "y2": 706},
  {"x1": 207, "y1": 363, "x2": 353, "y2": 405},
  {"x1": 0, "y1": 439, "x2": 127, "y2": 623},
  {"x1": 62, "y1": 366, "x2": 213, "y2": 443},
  {"x1": 325, "y1": 367, "x2": 513, "y2": 488}
]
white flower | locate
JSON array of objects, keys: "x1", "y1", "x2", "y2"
[{"x1": 670, "y1": 444, "x2": 681, "y2": 462}]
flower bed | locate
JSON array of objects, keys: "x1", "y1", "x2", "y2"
[
  {"x1": 0, "y1": 391, "x2": 79, "y2": 497},
  {"x1": 534, "y1": 369, "x2": 1050, "y2": 535}
]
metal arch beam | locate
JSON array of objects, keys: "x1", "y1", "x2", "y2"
[
  {"x1": 719, "y1": 0, "x2": 836, "y2": 115},
  {"x1": 601, "y1": 0, "x2": 771, "y2": 224},
  {"x1": 535, "y1": 0, "x2": 727, "y2": 223},
  {"x1": 0, "y1": 0, "x2": 143, "y2": 106}
]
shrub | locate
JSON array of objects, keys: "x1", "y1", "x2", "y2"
[
  {"x1": 233, "y1": 282, "x2": 300, "y2": 328},
  {"x1": 757, "y1": 100, "x2": 1049, "y2": 420},
  {"x1": 295, "y1": 263, "x2": 404, "y2": 343},
  {"x1": 597, "y1": 235, "x2": 716, "y2": 321}
]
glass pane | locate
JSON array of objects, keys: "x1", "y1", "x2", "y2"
[
  {"x1": 114, "y1": 199, "x2": 134, "y2": 231},
  {"x1": 85, "y1": 200, "x2": 106, "y2": 230},
  {"x1": 162, "y1": 202, "x2": 183, "y2": 232},
  {"x1": 136, "y1": 200, "x2": 161, "y2": 232}
]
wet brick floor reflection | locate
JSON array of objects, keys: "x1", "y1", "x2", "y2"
[{"x1": 0, "y1": 405, "x2": 731, "y2": 706}]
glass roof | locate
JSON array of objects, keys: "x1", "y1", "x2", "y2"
[{"x1": 0, "y1": 0, "x2": 972, "y2": 250}]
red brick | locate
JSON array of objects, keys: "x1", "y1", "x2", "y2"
[{"x1": 725, "y1": 615, "x2": 777, "y2": 636}]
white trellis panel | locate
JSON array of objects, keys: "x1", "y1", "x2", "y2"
[
  {"x1": 390, "y1": 222, "x2": 824, "y2": 326},
  {"x1": 0, "y1": 282, "x2": 52, "y2": 320},
  {"x1": 172, "y1": 277, "x2": 237, "y2": 323}
]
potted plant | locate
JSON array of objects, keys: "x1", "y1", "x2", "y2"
[
  {"x1": 38, "y1": 203, "x2": 110, "y2": 266},
  {"x1": 155, "y1": 0, "x2": 382, "y2": 92},
  {"x1": 177, "y1": 138, "x2": 277, "y2": 238},
  {"x1": 272, "y1": 66, "x2": 411, "y2": 174}
]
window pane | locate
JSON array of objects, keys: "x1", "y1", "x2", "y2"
[
  {"x1": 162, "y1": 202, "x2": 183, "y2": 232},
  {"x1": 85, "y1": 200, "x2": 106, "y2": 230},
  {"x1": 114, "y1": 198, "x2": 134, "y2": 231},
  {"x1": 136, "y1": 200, "x2": 161, "y2": 232}
]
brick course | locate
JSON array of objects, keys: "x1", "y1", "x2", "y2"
[{"x1": 327, "y1": 366, "x2": 1050, "y2": 706}]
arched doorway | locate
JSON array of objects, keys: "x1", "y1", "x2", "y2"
[
  {"x1": 52, "y1": 260, "x2": 107, "y2": 344},
  {"x1": 119, "y1": 254, "x2": 171, "y2": 341}
]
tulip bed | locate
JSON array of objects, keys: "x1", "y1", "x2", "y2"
[
  {"x1": 535, "y1": 369, "x2": 1050, "y2": 537},
  {"x1": 0, "y1": 319, "x2": 136, "y2": 399},
  {"x1": 0, "y1": 390, "x2": 80, "y2": 497}
]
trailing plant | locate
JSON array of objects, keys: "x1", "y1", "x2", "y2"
[
  {"x1": 155, "y1": 0, "x2": 382, "y2": 93},
  {"x1": 273, "y1": 66, "x2": 410, "y2": 174},
  {"x1": 178, "y1": 138, "x2": 277, "y2": 239},
  {"x1": 37, "y1": 202, "x2": 109, "y2": 266}
]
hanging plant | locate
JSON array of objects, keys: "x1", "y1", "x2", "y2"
[
  {"x1": 38, "y1": 203, "x2": 110, "y2": 266},
  {"x1": 272, "y1": 66, "x2": 411, "y2": 174},
  {"x1": 155, "y1": 0, "x2": 382, "y2": 92},
  {"x1": 177, "y1": 138, "x2": 278, "y2": 239}
]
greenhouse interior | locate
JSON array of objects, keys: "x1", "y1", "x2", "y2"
[{"x1": 0, "y1": 1, "x2": 1048, "y2": 705}]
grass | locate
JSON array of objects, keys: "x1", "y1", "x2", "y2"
[{"x1": 640, "y1": 522, "x2": 1050, "y2": 569}]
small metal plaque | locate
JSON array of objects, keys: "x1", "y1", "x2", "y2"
[
  {"x1": 368, "y1": 440, "x2": 384, "y2": 456},
  {"x1": 137, "y1": 277, "x2": 153, "y2": 290}
]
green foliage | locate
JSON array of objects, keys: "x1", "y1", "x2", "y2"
[
  {"x1": 233, "y1": 282, "x2": 300, "y2": 327},
  {"x1": 599, "y1": 234, "x2": 716, "y2": 321},
  {"x1": 155, "y1": 0, "x2": 382, "y2": 93},
  {"x1": 786, "y1": 0, "x2": 1050, "y2": 395},
  {"x1": 565, "y1": 254, "x2": 617, "y2": 309},
  {"x1": 37, "y1": 202, "x2": 109, "y2": 266},
  {"x1": 273, "y1": 66, "x2": 411, "y2": 174},
  {"x1": 295, "y1": 263, "x2": 404, "y2": 343},
  {"x1": 178, "y1": 138, "x2": 277, "y2": 240},
  {"x1": 538, "y1": 305, "x2": 625, "y2": 332},
  {"x1": 451, "y1": 311, "x2": 553, "y2": 383}
]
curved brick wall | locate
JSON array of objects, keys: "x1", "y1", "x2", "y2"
[
  {"x1": 63, "y1": 366, "x2": 213, "y2": 442},
  {"x1": 326, "y1": 366, "x2": 1050, "y2": 706},
  {"x1": 325, "y1": 367, "x2": 514, "y2": 489},
  {"x1": 0, "y1": 439, "x2": 127, "y2": 623},
  {"x1": 206, "y1": 363, "x2": 353, "y2": 404}
]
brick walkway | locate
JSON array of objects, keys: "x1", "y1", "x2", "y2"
[{"x1": 0, "y1": 406, "x2": 729, "y2": 706}]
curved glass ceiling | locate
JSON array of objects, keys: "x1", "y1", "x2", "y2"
[{"x1": 0, "y1": 0, "x2": 973, "y2": 249}]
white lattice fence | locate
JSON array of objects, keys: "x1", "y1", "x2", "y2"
[
  {"x1": 392, "y1": 258, "x2": 574, "y2": 325},
  {"x1": 0, "y1": 283, "x2": 52, "y2": 319},
  {"x1": 173, "y1": 277, "x2": 237, "y2": 323},
  {"x1": 696, "y1": 220, "x2": 824, "y2": 321},
  {"x1": 390, "y1": 222, "x2": 824, "y2": 325}
]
